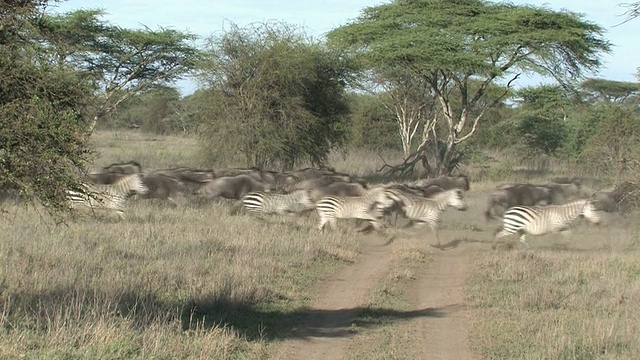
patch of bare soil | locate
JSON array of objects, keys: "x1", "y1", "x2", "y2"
[
  {"x1": 402, "y1": 239, "x2": 478, "y2": 360},
  {"x1": 274, "y1": 234, "x2": 396, "y2": 360},
  {"x1": 273, "y1": 233, "x2": 477, "y2": 360}
]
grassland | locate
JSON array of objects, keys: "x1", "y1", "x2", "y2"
[{"x1": 1, "y1": 129, "x2": 639, "y2": 359}]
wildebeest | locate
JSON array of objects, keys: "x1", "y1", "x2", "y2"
[
  {"x1": 484, "y1": 184, "x2": 553, "y2": 221},
  {"x1": 194, "y1": 174, "x2": 275, "y2": 200},
  {"x1": 257, "y1": 170, "x2": 299, "y2": 190},
  {"x1": 545, "y1": 182, "x2": 583, "y2": 205},
  {"x1": 212, "y1": 167, "x2": 262, "y2": 178},
  {"x1": 593, "y1": 181, "x2": 640, "y2": 213},
  {"x1": 87, "y1": 172, "x2": 127, "y2": 185},
  {"x1": 151, "y1": 167, "x2": 216, "y2": 193},
  {"x1": 412, "y1": 175, "x2": 470, "y2": 192},
  {"x1": 308, "y1": 181, "x2": 370, "y2": 202},
  {"x1": 210, "y1": 168, "x2": 297, "y2": 190},
  {"x1": 288, "y1": 175, "x2": 353, "y2": 192},
  {"x1": 153, "y1": 167, "x2": 215, "y2": 182},
  {"x1": 289, "y1": 167, "x2": 347, "y2": 180},
  {"x1": 136, "y1": 173, "x2": 188, "y2": 206},
  {"x1": 101, "y1": 160, "x2": 142, "y2": 175}
]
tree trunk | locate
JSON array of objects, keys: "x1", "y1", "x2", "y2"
[{"x1": 86, "y1": 114, "x2": 99, "y2": 139}]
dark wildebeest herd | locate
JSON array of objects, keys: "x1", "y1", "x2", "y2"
[{"x1": 5, "y1": 159, "x2": 637, "y2": 249}]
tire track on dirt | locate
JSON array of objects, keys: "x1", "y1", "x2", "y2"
[
  {"x1": 403, "y1": 241, "x2": 477, "y2": 360},
  {"x1": 274, "y1": 235, "x2": 396, "y2": 360}
]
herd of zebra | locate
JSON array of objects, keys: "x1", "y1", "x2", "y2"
[{"x1": 63, "y1": 160, "x2": 618, "y2": 249}]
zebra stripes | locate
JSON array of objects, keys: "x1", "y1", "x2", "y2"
[
  {"x1": 67, "y1": 173, "x2": 148, "y2": 219},
  {"x1": 316, "y1": 186, "x2": 388, "y2": 231},
  {"x1": 494, "y1": 199, "x2": 601, "y2": 246},
  {"x1": 381, "y1": 188, "x2": 468, "y2": 246},
  {"x1": 241, "y1": 190, "x2": 315, "y2": 215}
]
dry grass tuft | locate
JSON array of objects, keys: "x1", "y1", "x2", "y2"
[
  {"x1": 467, "y1": 248, "x2": 640, "y2": 359},
  {"x1": 0, "y1": 131, "x2": 373, "y2": 358}
]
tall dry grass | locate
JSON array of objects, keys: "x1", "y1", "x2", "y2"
[
  {"x1": 3, "y1": 130, "x2": 638, "y2": 358},
  {"x1": 468, "y1": 247, "x2": 640, "y2": 359},
  {"x1": 0, "y1": 130, "x2": 371, "y2": 358},
  {"x1": 465, "y1": 192, "x2": 640, "y2": 359},
  {"x1": 89, "y1": 130, "x2": 204, "y2": 171}
]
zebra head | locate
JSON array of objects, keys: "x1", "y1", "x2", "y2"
[
  {"x1": 296, "y1": 189, "x2": 316, "y2": 210},
  {"x1": 437, "y1": 189, "x2": 467, "y2": 211},
  {"x1": 376, "y1": 186, "x2": 404, "y2": 213},
  {"x1": 581, "y1": 200, "x2": 601, "y2": 225}
]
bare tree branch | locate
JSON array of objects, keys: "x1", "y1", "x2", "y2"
[{"x1": 456, "y1": 73, "x2": 520, "y2": 144}]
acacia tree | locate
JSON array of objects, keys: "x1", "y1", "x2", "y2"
[
  {"x1": 42, "y1": 9, "x2": 200, "y2": 136},
  {"x1": 356, "y1": 66, "x2": 436, "y2": 158},
  {"x1": 196, "y1": 22, "x2": 352, "y2": 170},
  {"x1": 580, "y1": 78, "x2": 640, "y2": 104},
  {"x1": 328, "y1": 0, "x2": 611, "y2": 176},
  {"x1": 1, "y1": 0, "x2": 94, "y2": 218}
]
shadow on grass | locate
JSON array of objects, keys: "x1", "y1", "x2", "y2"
[
  {"x1": 4, "y1": 286, "x2": 441, "y2": 343},
  {"x1": 182, "y1": 297, "x2": 445, "y2": 341}
]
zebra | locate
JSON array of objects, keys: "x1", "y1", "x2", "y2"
[
  {"x1": 493, "y1": 199, "x2": 601, "y2": 248},
  {"x1": 380, "y1": 188, "x2": 468, "y2": 247},
  {"x1": 316, "y1": 186, "x2": 388, "y2": 232},
  {"x1": 66, "y1": 173, "x2": 148, "y2": 220},
  {"x1": 239, "y1": 190, "x2": 315, "y2": 215}
]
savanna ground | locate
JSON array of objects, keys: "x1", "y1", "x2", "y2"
[{"x1": 1, "y1": 130, "x2": 639, "y2": 359}]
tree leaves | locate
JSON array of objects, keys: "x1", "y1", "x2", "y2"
[{"x1": 196, "y1": 22, "x2": 352, "y2": 170}]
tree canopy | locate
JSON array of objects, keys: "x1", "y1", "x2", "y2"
[
  {"x1": 1, "y1": 0, "x2": 94, "y2": 218},
  {"x1": 580, "y1": 78, "x2": 640, "y2": 104},
  {"x1": 196, "y1": 22, "x2": 352, "y2": 170},
  {"x1": 42, "y1": 9, "x2": 200, "y2": 135},
  {"x1": 328, "y1": 0, "x2": 611, "y2": 176}
]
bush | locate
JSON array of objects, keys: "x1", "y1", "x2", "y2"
[
  {"x1": 578, "y1": 105, "x2": 640, "y2": 180},
  {"x1": 1, "y1": 2, "x2": 94, "y2": 218},
  {"x1": 517, "y1": 111, "x2": 567, "y2": 155},
  {"x1": 559, "y1": 105, "x2": 606, "y2": 158},
  {"x1": 346, "y1": 93, "x2": 400, "y2": 151},
  {"x1": 197, "y1": 22, "x2": 352, "y2": 170}
]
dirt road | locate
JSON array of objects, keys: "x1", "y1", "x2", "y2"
[{"x1": 274, "y1": 234, "x2": 476, "y2": 360}]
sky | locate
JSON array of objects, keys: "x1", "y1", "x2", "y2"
[{"x1": 50, "y1": 0, "x2": 640, "y2": 96}]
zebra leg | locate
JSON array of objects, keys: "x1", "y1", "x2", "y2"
[
  {"x1": 429, "y1": 223, "x2": 441, "y2": 247},
  {"x1": 493, "y1": 228, "x2": 510, "y2": 250},
  {"x1": 318, "y1": 217, "x2": 329, "y2": 231},
  {"x1": 518, "y1": 233, "x2": 530, "y2": 247},
  {"x1": 369, "y1": 219, "x2": 383, "y2": 232},
  {"x1": 229, "y1": 200, "x2": 244, "y2": 215},
  {"x1": 167, "y1": 197, "x2": 179, "y2": 208}
]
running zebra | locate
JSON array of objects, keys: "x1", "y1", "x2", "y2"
[
  {"x1": 66, "y1": 173, "x2": 148, "y2": 220},
  {"x1": 381, "y1": 188, "x2": 467, "y2": 247},
  {"x1": 494, "y1": 199, "x2": 601, "y2": 248},
  {"x1": 316, "y1": 186, "x2": 388, "y2": 232},
  {"x1": 240, "y1": 190, "x2": 315, "y2": 215}
]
